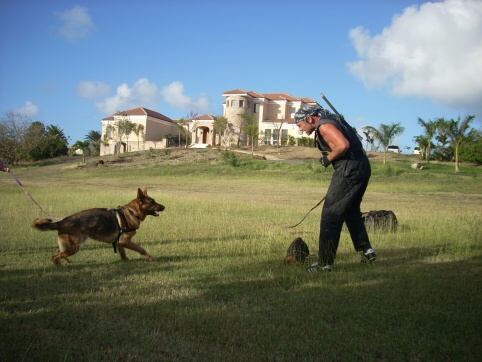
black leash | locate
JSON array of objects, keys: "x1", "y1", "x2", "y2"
[{"x1": 288, "y1": 195, "x2": 326, "y2": 228}]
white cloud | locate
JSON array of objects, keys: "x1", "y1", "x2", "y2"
[
  {"x1": 55, "y1": 5, "x2": 95, "y2": 41},
  {"x1": 161, "y1": 81, "x2": 211, "y2": 114},
  {"x1": 12, "y1": 101, "x2": 40, "y2": 118},
  {"x1": 95, "y1": 78, "x2": 159, "y2": 114},
  {"x1": 76, "y1": 81, "x2": 110, "y2": 99},
  {"x1": 347, "y1": 0, "x2": 482, "y2": 111}
]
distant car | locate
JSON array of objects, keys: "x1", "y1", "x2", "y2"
[
  {"x1": 387, "y1": 145, "x2": 401, "y2": 153},
  {"x1": 412, "y1": 147, "x2": 421, "y2": 155}
]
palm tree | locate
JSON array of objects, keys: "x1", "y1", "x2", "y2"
[
  {"x1": 42, "y1": 124, "x2": 68, "y2": 158},
  {"x1": 412, "y1": 135, "x2": 430, "y2": 160},
  {"x1": 117, "y1": 119, "x2": 135, "y2": 152},
  {"x1": 362, "y1": 130, "x2": 374, "y2": 152},
  {"x1": 132, "y1": 124, "x2": 145, "y2": 150},
  {"x1": 84, "y1": 130, "x2": 101, "y2": 155},
  {"x1": 105, "y1": 124, "x2": 121, "y2": 155},
  {"x1": 417, "y1": 118, "x2": 438, "y2": 163},
  {"x1": 362, "y1": 122, "x2": 405, "y2": 164},
  {"x1": 100, "y1": 134, "x2": 110, "y2": 155},
  {"x1": 437, "y1": 115, "x2": 475, "y2": 172},
  {"x1": 71, "y1": 140, "x2": 90, "y2": 164},
  {"x1": 175, "y1": 119, "x2": 185, "y2": 147}
]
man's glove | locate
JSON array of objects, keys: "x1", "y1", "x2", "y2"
[{"x1": 319, "y1": 154, "x2": 332, "y2": 168}]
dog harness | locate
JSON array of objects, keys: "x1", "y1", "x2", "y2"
[{"x1": 110, "y1": 208, "x2": 137, "y2": 253}]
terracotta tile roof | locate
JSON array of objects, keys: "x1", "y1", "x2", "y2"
[
  {"x1": 222, "y1": 89, "x2": 247, "y2": 95},
  {"x1": 246, "y1": 90, "x2": 264, "y2": 98},
  {"x1": 263, "y1": 93, "x2": 299, "y2": 101},
  {"x1": 172, "y1": 114, "x2": 215, "y2": 123},
  {"x1": 194, "y1": 114, "x2": 215, "y2": 121},
  {"x1": 222, "y1": 89, "x2": 316, "y2": 103},
  {"x1": 102, "y1": 107, "x2": 173, "y2": 122},
  {"x1": 301, "y1": 97, "x2": 317, "y2": 103}
]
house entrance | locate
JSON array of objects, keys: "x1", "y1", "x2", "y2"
[
  {"x1": 196, "y1": 126, "x2": 210, "y2": 144},
  {"x1": 114, "y1": 142, "x2": 127, "y2": 154}
]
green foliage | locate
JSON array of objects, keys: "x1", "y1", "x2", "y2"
[
  {"x1": 297, "y1": 137, "x2": 314, "y2": 147},
  {"x1": 287, "y1": 135, "x2": 296, "y2": 146},
  {"x1": 34, "y1": 124, "x2": 69, "y2": 160},
  {"x1": 241, "y1": 113, "x2": 259, "y2": 152},
  {"x1": 85, "y1": 130, "x2": 102, "y2": 156},
  {"x1": 70, "y1": 140, "x2": 91, "y2": 163},
  {"x1": 148, "y1": 147, "x2": 158, "y2": 158},
  {"x1": 371, "y1": 163, "x2": 402, "y2": 177},
  {"x1": 459, "y1": 128, "x2": 482, "y2": 164},
  {"x1": 363, "y1": 122, "x2": 405, "y2": 164},
  {"x1": 221, "y1": 150, "x2": 239, "y2": 167},
  {"x1": 0, "y1": 114, "x2": 43, "y2": 164}
]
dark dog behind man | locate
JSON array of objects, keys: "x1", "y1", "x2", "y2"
[{"x1": 32, "y1": 188, "x2": 165, "y2": 266}]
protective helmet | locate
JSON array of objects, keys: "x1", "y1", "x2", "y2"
[{"x1": 294, "y1": 105, "x2": 330, "y2": 124}]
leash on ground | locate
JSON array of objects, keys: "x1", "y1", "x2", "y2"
[
  {"x1": 7, "y1": 169, "x2": 61, "y2": 220},
  {"x1": 287, "y1": 195, "x2": 326, "y2": 228}
]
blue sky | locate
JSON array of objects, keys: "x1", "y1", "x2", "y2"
[{"x1": 1, "y1": 0, "x2": 481, "y2": 151}]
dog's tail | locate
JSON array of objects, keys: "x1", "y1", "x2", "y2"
[{"x1": 32, "y1": 218, "x2": 59, "y2": 231}]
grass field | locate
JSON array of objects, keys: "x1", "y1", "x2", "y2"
[{"x1": 1, "y1": 148, "x2": 481, "y2": 361}]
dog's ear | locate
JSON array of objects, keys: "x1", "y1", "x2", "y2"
[
  {"x1": 142, "y1": 188, "x2": 148, "y2": 196},
  {"x1": 137, "y1": 188, "x2": 145, "y2": 200}
]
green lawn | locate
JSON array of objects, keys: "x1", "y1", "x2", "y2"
[{"x1": 1, "y1": 150, "x2": 481, "y2": 361}]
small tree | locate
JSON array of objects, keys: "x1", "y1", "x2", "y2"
[
  {"x1": 105, "y1": 123, "x2": 122, "y2": 156},
  {"x1": 417, "y1": 118, "x2": 438, "y2": 163},
  {"x1": 132, "y1": 124, "x2": 145, "y2": 150},
  {"x1": 270, "y1": 118, "x2": 285, "y2": 148},
  {"x1": 363, "y1": 122, "x2": 405, "y2": 164},
  {"x1": 230, "y1": 113, "x2": 246, "y2": 148},
  {"x1": 413, "y1": 135, "x2": 432, "y2": 160},
  {"x1": 176, "y1": 111, "x2": 198, "y2": 148},
  {"x1": 71, "y1": 140, "x2": 90, "y2": 164},
  {"x1": 0, "y1": 112, "x2": 44, "y2": 165},
  {"x1": 85, "y1": 130, "x2": 101, "y2": 155},
  {"x1": 459, "y1": 128, "x2": 482, "y2": 164},
  {"x1": 175, "y1": 121, "x2": 185, "y2": 147},
  {"x1": 437, "y1": 115, "x2": 476, "y2": 172},
  {"x1": 100, "y1": 134, "x2": 110, "y2": 155},
  {"x1": 213, "y1": 116, "x2": 231, "y2": 150},
  {"x1": 117, "y1": 117, "x2": 135, "y2": 152},
  {"x1": 241, "y1": 113, "x2": 259, "y2": 154}
]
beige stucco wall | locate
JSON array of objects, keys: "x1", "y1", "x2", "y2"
[
  {"x1": 99, "y1": 114, "x2": 179, "y2": 156},
  {"x1": 223, "y1": 94, "x2": 315, "y2": 147}
]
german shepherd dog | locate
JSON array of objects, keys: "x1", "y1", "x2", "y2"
[{"x1": 32, "y1": 188, "x2": 165, "y2": 266}]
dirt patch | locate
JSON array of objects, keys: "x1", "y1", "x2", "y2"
[
  {"x1": 39, "y1": 146, "x2": 423, "y2": 171},
  {"x1": 234, "y1": 146, "x2": 419, "y2": 163}
]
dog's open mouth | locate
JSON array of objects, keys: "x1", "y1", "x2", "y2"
[{"x1": 149, "y1": 207, "x2": 165, "y2": 217}]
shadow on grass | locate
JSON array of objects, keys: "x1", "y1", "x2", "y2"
[{"x1": 1, "y1": 245, "x2": 481, "y2": 361}]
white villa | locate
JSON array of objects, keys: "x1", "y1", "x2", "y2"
[{"x1": 99, "y1": 90, "x2": 318, "y2": 155}]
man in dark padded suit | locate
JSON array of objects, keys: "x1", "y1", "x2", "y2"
[{"x1": 295, "y1": 105, "x2": 376, "y2": 272}]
